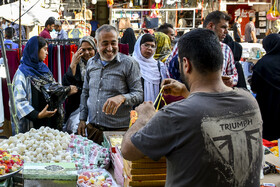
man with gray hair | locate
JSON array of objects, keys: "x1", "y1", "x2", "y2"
[
  {"x1": 55, "y1": 20, "x2": 68, "y2": 39},
  {"x1": 78, "y1": 24, "x2": 143, "y2": 144}
]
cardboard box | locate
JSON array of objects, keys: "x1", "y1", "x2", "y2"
[{"x1": 123, "y1": 157, "x2": 166, "y2": 187}]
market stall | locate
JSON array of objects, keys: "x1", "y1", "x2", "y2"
[
  {"x1": 0, "y1": 125, "x2": 279, "y2": 186},
  {"x1": 0, "y1": 127, "x2": 115, "y2": 186}
]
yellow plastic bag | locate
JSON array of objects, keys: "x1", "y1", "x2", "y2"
[
  {"x1": 129, "y1": 87, "x2": 167, "y2": 127},
  {"x1": 267, "y1": 1, "x2": 280, "y2": 21}
]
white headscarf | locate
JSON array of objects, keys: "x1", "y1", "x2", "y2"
[{"x1": 133, "y1": 34, "x2": 161, "y2": 102}]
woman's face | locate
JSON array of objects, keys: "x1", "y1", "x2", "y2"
[
  {"x1": 140, "y1": 41, "x2": 156, "y2": 59},
  {"x1": 80, "y1": 41, "x2": 96, "y2": 61},
  {"x1": 38, "y1": 44, "x2": 48, "y2": 61}
]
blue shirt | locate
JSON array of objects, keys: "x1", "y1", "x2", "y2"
[
  {"x1": 57, "y1": 29, "x2": 68, "y2": 39},
  {"x1": 3, "y1": 40, "x2": 19, "y2": 49},
  {"x1": 90, "y1": 21, "x2": 99, "y2": 31}
]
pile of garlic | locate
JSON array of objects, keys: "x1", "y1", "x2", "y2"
[{"x1": 0, "y1": 126, "x2": 72, "y2": 163}]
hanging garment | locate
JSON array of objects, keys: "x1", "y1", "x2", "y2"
[
  {"x1": 57, "y1": 45, "x2": 62, "y2": 84},
  {"x1": 48, "y1": 44, "x2": 54, "y2": 73},
  {"x1": 65, "y1": 45, "x2": 71, "y2": 70},
  {"x1": 0, "y1": 50, "x2": 20, "y2": 120},
  {"x1": 118, "y1": 43, "x2": 129, "y2": 55},
  {"x1": 52, "y1": 45, "x2": 58, "y2": 81},
  {"x1": 0, "y1": 78, "x2": 4, "y2": 124},
  {"x1": 60, "y1": 45, "x2": 66, "y2": 78}
]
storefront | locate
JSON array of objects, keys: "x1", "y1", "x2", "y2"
[{"x1": 225, "y1": 1, "x2": 272, "y2": 40}]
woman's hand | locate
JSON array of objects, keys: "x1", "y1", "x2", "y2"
[
  {"x1": 70, "y1": 48, "x2": 84, "y2": 76},
  {"x1": 38, "y1": 104, "x2": 57, "y2": 119},
  {"x1": 68, "y1": 85, "x2": 78, "y2": 96}
]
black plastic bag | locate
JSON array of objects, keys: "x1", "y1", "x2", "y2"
[{"x1": 41, "y1": 83, "x2": 70, "y2": 111}]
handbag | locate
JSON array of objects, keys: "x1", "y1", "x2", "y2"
[
  {"x1": 118, "y1": 17, "x2": 131, "y2": 30},
  {"x1": 144, "y1": 17, "x2": 159, "y2": 29}
]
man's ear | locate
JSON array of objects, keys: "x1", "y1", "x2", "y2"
[
  {"x1": 183, "y1": 57, "x2": 192, "y2": 74},
  {"x1": 206, "y1": 22, "x2": 215, "y2": 30}
]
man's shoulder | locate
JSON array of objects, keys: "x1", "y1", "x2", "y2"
[
  {"x1": 118, "y1": 52, "x2": 133, "y2": 60},
  {"x1": 118, "y1": 53, "x2": 137, "y2": 65},
  {"x1": 40, "y1": 30, "x2": 51, "y2": 38},
  {"x1": 235, "y1": 87, "x2": 256, "y2": 100}
]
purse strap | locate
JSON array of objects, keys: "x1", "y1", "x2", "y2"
[{"x1": 121, "y1": 10, "x2": 128, "y2": 18}]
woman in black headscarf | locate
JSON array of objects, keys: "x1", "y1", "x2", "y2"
[
  {"x1": 121, "y1": 28, "x2": 136, "y2": 55},
  {"x1": 13, "y1": 36, "x2": 77, "y2": 133},
  {"x1": 251, "y1": 33, "x2": 280, "y2": 140},
  {"x1": 62, "y1": 36, "x2": 97, "y2": 123}
]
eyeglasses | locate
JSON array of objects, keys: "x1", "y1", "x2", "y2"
[{"x1": 142, "y1": 43, "x2": 156, "y2": 49}]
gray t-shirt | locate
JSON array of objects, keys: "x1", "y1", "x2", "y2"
[
  {"x1": 131, "y1": 88, "x2": 263, "y2": 187},
  {"x1": 245, "y1": 22, "x2": 256, "y2": 42}
]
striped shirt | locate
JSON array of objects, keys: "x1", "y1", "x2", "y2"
[
  {"x1": 13, "y1": 69, "x2": 34, "y2": 132},
  {"x1": 79, "y1": 52, "x2": 143, "y2": 128},
  {"x1": 220, "y1": 42, "x2": 238, "y2": 86},
  {"x1": 167, "y1": 42, "x2": 238, "y2": 86}
]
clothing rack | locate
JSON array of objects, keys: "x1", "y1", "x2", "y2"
[
  {"x1": 13, "y1": 38, "x2": 81, "y2": 45},
  {"x1": 46, "y1": 38, "x2": 80, "y2": 45}
]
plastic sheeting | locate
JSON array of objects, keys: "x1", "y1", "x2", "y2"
[{"x1": 0, "y1": 0, "x2": 59, "y2": 26}]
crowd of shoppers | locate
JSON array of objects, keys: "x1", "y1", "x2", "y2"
[{"x1": 7, "y1": 9, "x2": 280, "y2": 186}]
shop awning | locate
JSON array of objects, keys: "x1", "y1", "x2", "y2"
[{"x1": 0, "y1": 0, "x2": 59, "y2": 26}]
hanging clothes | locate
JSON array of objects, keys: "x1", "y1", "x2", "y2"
[
  {"x1": 48, "y1": 44, "x2": 54, "y2": 73},
  {"x1": 60, "y1": 45, "x2": 66, "y2": 78},
  {"x1": 57, "y1": 45, "x2": 62, "y2": 84},
  {"x1": 118, "y1": 43, "x2": 129, "y2": 55},
  {"x1": 65, "y1": 45, "x2": 71, "y2": 70},
  {"x1": 0, "y1": 78, "x2": 3, "y2": 125},
  {"x1": 0, "y1": 50, "x2": 20, "y2": 120}
]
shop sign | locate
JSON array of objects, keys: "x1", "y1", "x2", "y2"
[{"x1": 235, "y1": 8, "x2": 255, "y2": 18}]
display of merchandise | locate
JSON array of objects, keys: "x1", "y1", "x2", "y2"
[
  {"x1": 68, "y1": 134, "x2": 110, "y2": 171},
  {"x1": 77, "y1": 169, "x2": 118, "y2": 187},
  {"x1": 0, "y1": 149, "x2": 23, "y2": 175},
  {"x1": 0, "y1": 127, "x2": 71, "y2": 163}
]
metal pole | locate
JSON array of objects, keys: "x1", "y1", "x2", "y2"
[
  {"x1": 0, "y1": 30, "x2": 19, "y2": 134},
  {"x1": 19, "y1": 0, "x2": 22, "y2": 57}
]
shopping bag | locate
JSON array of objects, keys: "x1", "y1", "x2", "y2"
[
  {"x1": 267, "y1": 1, "x2": 280, "y2": 21},
  {"x1": 118, "y1": 18, "x2": 131, "y2": 30},
  {"x1": 266, "y1": 13, "x2": 280, "y2": 21},
  {"x1": 41, "y1": 82, "x2": 70, "y2": 111},
  {"x1": 144, "y1": 17, "x2": 159, "y2": 29}
]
